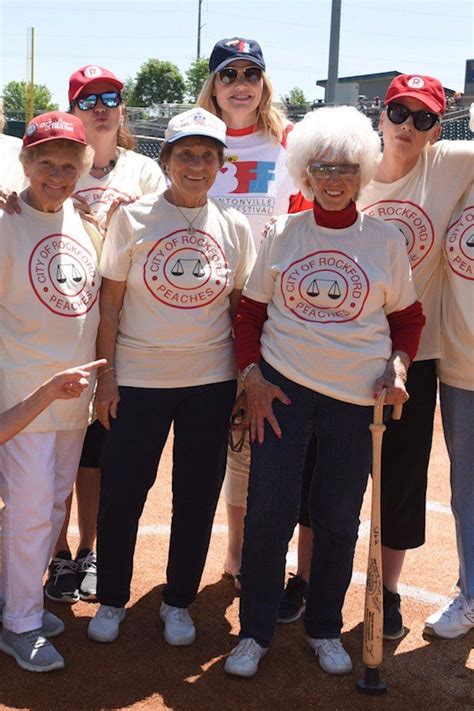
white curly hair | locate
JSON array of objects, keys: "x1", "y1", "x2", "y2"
[{"x1": 286, "y1": 106, "x2": 381, "y2": 201}]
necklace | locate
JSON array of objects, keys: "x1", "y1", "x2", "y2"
[
  {"x1": 92, "y1": 150, "x2": 119, "y2": 176},
  {"x1": 174, "y1": 202, "x2": 207, "y2": 235}
]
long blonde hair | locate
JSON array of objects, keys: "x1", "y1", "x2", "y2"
[{"x1": 197, "y1": 72, "x2": 287, "y2": 143}]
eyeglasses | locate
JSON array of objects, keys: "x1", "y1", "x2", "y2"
[
  {"x1": 74, "y1": 91, "x2": 122, "y2": 111},
  {"x1": 307, "y1": 163, "x2": 360, "y2": 179},
  {"x1": 228, "y1": 411, "x2": 247, "y2": 453},
  {"x1": 387, "y1": 102, "x2": 439, "y2": 132},
  {"x1": 217, "y1": 66, "x2": 263, "y2": 86}
]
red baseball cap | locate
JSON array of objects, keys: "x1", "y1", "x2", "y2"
[
  {"x1": 385, "y1": 74, "x2": 446, "y2": 114},
  {"x1": 68, "y1": 65, "x2": 124, "y2": 103},
  {"x1": 23, "y1": 111, "x2": 88, "y2": 148}
]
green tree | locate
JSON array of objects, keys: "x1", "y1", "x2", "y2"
[
  {"x1": 185, "y1": 57, "x2": 209, "y2": 103},
  {"x1": 282, "y1": 87, "x2": 309, "y2": 111},
  {"x1": 1, "y1": 80, "x2": 58, "y2": 117},
  {"x1": 121, "y1": 76, "x2": 137, "y2": 105},
  {"x1": 133, "y1": 59, "x2": 185, "y2": 105}
]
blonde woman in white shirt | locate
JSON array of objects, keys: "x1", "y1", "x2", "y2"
[{"x1": 87, "y1": 109, "x2": 255, "y2": 647}]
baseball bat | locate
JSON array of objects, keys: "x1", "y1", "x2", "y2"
[{"x1": 357, "y1": 390, "x2": 402, "y2": 694}]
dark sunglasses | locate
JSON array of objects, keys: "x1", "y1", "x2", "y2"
[
  {"x1": 74, "y1": 91, "x2": 122, "y2": 111},
  {"x1": 217, "y1": 66, "x2": 263, "y2": 86},
  {"x1": 387, "y1": 102, "x2": 439, "y2": 132},
  {"x1": 228, "y1": 410, "x2": 247, "y2": 453}
]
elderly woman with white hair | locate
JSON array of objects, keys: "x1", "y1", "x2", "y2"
[{"x1": 224, "y1": 106, "x2": 425, "y2": 679}]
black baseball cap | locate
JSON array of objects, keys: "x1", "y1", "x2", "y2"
[{"x1": 209, "y1": 38, "x2": 266, "y2": 74}]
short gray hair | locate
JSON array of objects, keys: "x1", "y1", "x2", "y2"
[
  {"x1": 286, "y1": 106, "x2": 381, "y2": 201},
  {"x1": 19, "y1": 139, "x2": 94, "y2": 176}
]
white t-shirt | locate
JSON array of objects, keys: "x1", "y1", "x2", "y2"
[
  {"x1": 358, "y1": 140, "x2": 474, "y2": 360},
  {"x1": 208, "y1": 126, "x2": 302, "y2": 250},
  {"x1": 73, "y1": 147, "x2": 165, "y2": 225},
  {"x1": 0, "y1": 134, "x2": 27, "y2": 192},
  {"x1": 0, "y1": 197, "x2": 101, "y2": 431},
  {"x1": 100, "y1": 193, "x2": 256, "y2": 388},
  {"x1": 243, "y1": 210, "x2": 417, "y2": 406},
  {"x1": 437, "y1": 186, "x2": 474, "y2": 390}
]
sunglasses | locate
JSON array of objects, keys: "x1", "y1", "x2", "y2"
[
  {"x1": 307, "y1": 163, "x2": 360, "y2": 179},
  {"x1": 74, "y1": 91, "x2": 122, "y2": 111},
  {"x1": 217, "y1": 66, "x2": 263, "y2": 86},
  {"x1": 387, "y1": 102, "x2": 439, "y2": 132},
  {"x1": 228, "y1": 410, "x2": 247, "y2": 453}
]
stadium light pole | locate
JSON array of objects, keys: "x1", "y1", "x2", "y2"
[
  {"x1": 197, "y1": 0, "x2": 203, "y2": 59},
  {"x1": 326, "y1": 0, "x2": 341, "y2": 105},
  {"x1": 26, "y1": 27, "x2": 35, "y2": 122}
]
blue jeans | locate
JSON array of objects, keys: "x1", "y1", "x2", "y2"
[
  {"x1": 239, "y1": 361, "x2": 373, "y2": 646},
  {"x1": 440, "y1": 382, "x2": 474, "y2": 599}
]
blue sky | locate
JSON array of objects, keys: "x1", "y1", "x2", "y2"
[{"x1": 0, "y1": 0, "x2": 472, "y2": 108}]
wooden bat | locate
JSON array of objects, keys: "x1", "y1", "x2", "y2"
[{"x1": 357, "y1": 390, "x2": 402, "y2": 694}]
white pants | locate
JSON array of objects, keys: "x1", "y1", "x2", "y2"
[{"x1": 0, "y1": 429, "x2": 86, "y2": 633}]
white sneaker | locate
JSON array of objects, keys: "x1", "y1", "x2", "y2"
[
  {"x1": 87, "y1": 605, "x2": 125, "y2": 643},
  {"x1": 424, "y1": 593, "x2": 474, "y2": 639},
  {"x1": 306, "y1": 637, "x2": 353, "y2": 675},
  {"x1": 160, "y1": 602, "x2": 195, "y2": 646},
  {"x1": 224, "y1": 638, "x2": 267, "y2": 678}
]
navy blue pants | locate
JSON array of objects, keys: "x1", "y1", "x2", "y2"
[
  {"x1": 239, "y1": 362, "x2": 372, "y2": 646},
  {"x1": 96, "y1": 380, "x2": 236, "y2": 609}
]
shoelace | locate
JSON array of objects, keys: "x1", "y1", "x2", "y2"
[
  {"x1": 232, "y1": 638, "x2": 261, "y2": 660},
  {"x1": 168, "y1": 608, "x2": 191, "y2": 625},
  {"x1": 317, "y1": 639, "x2": 344, "y2": 655},
  {"x1": 51, "y1": 557, "x2": 76, "y2": 582},
  {"x1": 77, "y1": 551, "x2": 97, "y2": 574},
  {"x1": 98, "y1": 606, "x2": 122, "y2": 620},
  {"x1": 442, "y1": 595, "x2": 467, "y2": 615}
]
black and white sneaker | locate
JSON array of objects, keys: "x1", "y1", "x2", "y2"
[
  {"x1": 76, "y1": 549, "x2": 97, "y2": 601},
  {"x1": 383, "y1": 586, "x2": 404, "y2": 639},
  {"x1": 278, "y1": 573, "x2": 308, "y2": 623},
  {"x1": 45, "y1": 551, "x2": 79, "y2": 603}
]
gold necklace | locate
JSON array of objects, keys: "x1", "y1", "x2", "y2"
[{"x1": 174, "y1": 202, "x2": 207, "y2": 235}]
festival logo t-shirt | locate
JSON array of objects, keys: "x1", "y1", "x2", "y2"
[
  {"x1": 0, "y1": 134, "x2": 27, "y2": 192},
  {"x1": 243, "y1": 210, "x2": 417, "y2": 405},
  {"x1": 100, "y1": 193, "x2": 256, "y2": 388},
  {"x1": 73, "y1": 147, "x2": 165, "y2": 225},
  {"x1": 438, "y1": 185, "x2": 474, "y2": 390},
  {"x1": 0, "y1": 197, "x2": 101, "y2": 431},
  {"x1": 358, "y1": 140, "x2": 474, "y2": 360},
  {"x1": 208, "y1": 126, "x2": 302, "y2": 250}
]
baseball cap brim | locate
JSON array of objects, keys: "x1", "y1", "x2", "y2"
[
  {"x1": 167, "y1": 129, "x2": 227, "y2": 147},
  {"x1": 70, "y1": 77, "x2": 124, "y2": 102},
  {"x1": 24, "y1": 135, "x2": 88, "y2": 148},
  {"x1": 386, "y1": 90, "x2": 443, "y2": 114},
  {"x1": 212, "y1": 56, "x2": 266, "y2": 74}
]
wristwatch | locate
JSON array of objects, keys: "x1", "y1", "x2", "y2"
[{"x1": 240, "y1": 362, "x2": 258, "y2": 383}]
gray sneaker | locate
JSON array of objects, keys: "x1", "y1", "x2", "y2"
[
  {"x1": 0, "y1": 628, "x2": 65, "y2": 672},
  {"x1": 76, "y1": 549, "x2": 97, "y2": 601},
  {"x1": 88, "y1": 604, "x2": 126, "y2": 643},
  {"x1": 0, "y1": 601, "x2": 64, "y2": 638}
]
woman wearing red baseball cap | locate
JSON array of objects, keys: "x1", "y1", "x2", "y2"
[
  {"x1": 44, "y1": 65, "x2": 166, "y2": 608},
  {"x1": 0, "y1": 112, "x2": 101, "y2": 672},
  {"x1": 197, "y1": 39, "x2": 313, "y2": 608}
]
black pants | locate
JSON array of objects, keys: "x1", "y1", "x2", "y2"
[
  {"x1": 298, "y1": 360, "x2": 437, "y2": 549},
  {"x1": 381, "y1": 359, "x2": 437, "y2": 549},
  {"x1": 96, "y1": 380, "x2": 236, "y2": 609}
]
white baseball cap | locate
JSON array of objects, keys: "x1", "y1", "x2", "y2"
[{"x1": 165, "y1": 108, "x2": 227, "y2": 147}]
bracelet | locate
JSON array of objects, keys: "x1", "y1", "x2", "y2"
[
  {"x1": 240, "y1": 362, "x2": 258, "y2": 383},
  {"x1": 96, "y1": 366, "x2": 115, "y2": 380}
]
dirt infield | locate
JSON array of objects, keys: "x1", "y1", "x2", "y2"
[{"x1": 0, "y1": 407, "x2": 472, "y2": 710}]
